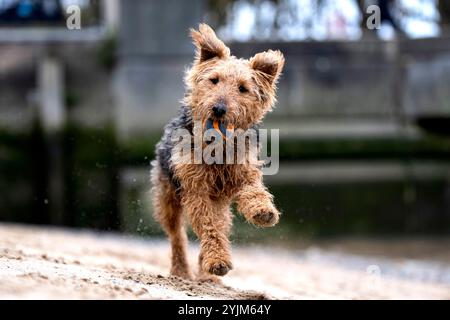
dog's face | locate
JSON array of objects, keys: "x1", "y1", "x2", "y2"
[{"x1": 184, "y1": 24, "x2": 285, "y2": 130}]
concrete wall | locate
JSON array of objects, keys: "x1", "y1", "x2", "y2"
[
  {"x1": 2, "y1": 0, "x2": 450, "y2": 138},
  {"x1": 0, "y1": 43, "x2": 113, "y2": 132}
]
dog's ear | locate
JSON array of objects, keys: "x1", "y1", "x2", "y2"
[
  {"x1": 190, "y1": 23, "x2": 230, "y2": 63},
  {"x1": 250, "y1": 50, "x2": 285, "y2": 86}
]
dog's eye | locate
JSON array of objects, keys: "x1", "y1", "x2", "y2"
[
  {"x1": 210, "y1": 78, "x2": 219, "y2": 85},
  {"x1": 239, "y1": 85, "x2": 248, "y2": 93}
]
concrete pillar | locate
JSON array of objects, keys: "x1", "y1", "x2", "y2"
[
  {"x1": 114, "y1": 0, "x2": 205, "y2": 139},
  {"x1": 38, "y1": 56, "x2": 66, "y2": 132},
  {"x1": 37, "y1": 54, "x2": 66, "y2": 225},
  {"x1": 102, "y1": 0, "x2": 120, "y2": 31}
]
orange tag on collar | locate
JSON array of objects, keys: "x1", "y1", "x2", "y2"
[{"x1": 205, "y1": 119, "x2": 234, "y2": 140}]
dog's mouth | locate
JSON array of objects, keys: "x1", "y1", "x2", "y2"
[{"x1": 204, "y1": 118, "x2": 235, "y2": 140}]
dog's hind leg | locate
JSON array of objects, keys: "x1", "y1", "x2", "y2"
[{"x1": 152, "y1": 169, "x2": 192, "y2": 279}]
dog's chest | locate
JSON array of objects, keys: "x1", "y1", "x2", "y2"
[
  {"x1": 202, "y1": 164, "x2": 244, "y2": 198},
  {"x1": 210, "y1": 165, "x2": 242, "y2": 198},
  {"x1": 175, "y1": 163, "x2": 245, "y2": 199}
]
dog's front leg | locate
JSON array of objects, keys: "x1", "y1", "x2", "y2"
[
  {"x1": 235, "y1": 179, "x2": 280, "y2": 228},
  {"x1": 182, "y1": 193, "x2": 233, "y2": 277}
]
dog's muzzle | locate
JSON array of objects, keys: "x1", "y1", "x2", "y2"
[{"x1": 212, "y1": 103, "x2": 227, "y2": 118}]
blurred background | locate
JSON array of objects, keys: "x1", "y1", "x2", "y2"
[{"x1": 0, "y1": 0, "x2": 449, "y2": 246}]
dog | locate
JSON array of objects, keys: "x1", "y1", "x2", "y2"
[{"x1": 151, "y1": 23, "x2": 284, "y2": 282}]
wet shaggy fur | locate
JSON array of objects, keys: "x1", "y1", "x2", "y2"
[{"x1": 151, "y1": 24, "x2": 285, "y2": 282}]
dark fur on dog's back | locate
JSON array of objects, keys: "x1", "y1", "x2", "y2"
[{"x1": 155, "y1": 106, "x2": 193, "y2": 190}]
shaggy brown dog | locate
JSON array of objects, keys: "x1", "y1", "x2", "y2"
[{"x1": 151, "y1": 24, "x2": 284, "y2": 282}]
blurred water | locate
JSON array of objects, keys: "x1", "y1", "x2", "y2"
[
  {"x1": 120, "y1": 162, "x2": 450, "y2": 240},
  {"x1": 301, "y1": 248, "x2": 450, "y2": 285},
  {"x1": 1, "y1": 128, "x2": 449, "y2": 238}
]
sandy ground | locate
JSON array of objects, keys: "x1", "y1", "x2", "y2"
[{"x1": 0, "y1": 223, "x2": 449, "y2": 300}]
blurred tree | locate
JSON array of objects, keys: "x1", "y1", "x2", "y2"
[
  {"x1": 81, "y1": 0, "x2": 101, "y2": 26},
  {"x1": 208, "y1": 0, "x2": 284, "y2": 39},
  {"x1": 438, "y1": 0, "x2": 450, "y2": 27},
  {"x1": 208, "y1": 0, "x2": 233, "y2": 26},
  {"x1": 209, "y1": 0, "x2": 441, "y2": 40},
  {"x1": 356, "y1": 0, "x2": 406, "y2": 38}
]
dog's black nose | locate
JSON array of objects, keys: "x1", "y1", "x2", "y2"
[{"x1": 212, "y1": 103, "x2": 227, "y2": 117}]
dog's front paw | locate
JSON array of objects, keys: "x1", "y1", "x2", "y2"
[
  {"x1": 203, "y1": 258, "x2": 233, "y2": 277},
  {"x1": 249, "y1": 209, "x2": 280, "y2": 227}
]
